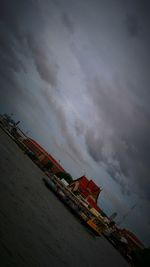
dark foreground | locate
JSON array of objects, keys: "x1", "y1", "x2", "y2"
[{"x1": 0, "y1": 128, "x2": 129, "y2": 267}]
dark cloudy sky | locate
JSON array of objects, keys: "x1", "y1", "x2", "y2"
[{"x1": 0, "y1": 0, "x2": 150, "y2": 245}]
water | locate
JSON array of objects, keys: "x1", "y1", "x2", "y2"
[{"x1": 0, "y1": 127, "x2": 129, "y2": 267}]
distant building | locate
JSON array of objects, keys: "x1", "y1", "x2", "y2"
[
  {"x1": 120, "y1": 228, "x2": 145, "y2": 251},
  {"x1": 23, "y1": 138, "x2": 66, "y2": 174},
  {"x1": 68, "y1": 176, "x2": 102, "y2": 212}
]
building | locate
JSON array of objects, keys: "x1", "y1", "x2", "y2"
[
  {"x1": 23, "y1": 139, "x2": 102, "y2": 213},
  {"x1": 68, "y1": 176, "x2": 102, "y2": 212},
  {"x1": 23, "y1": 138, "x2": 66, "y2": 174},
  {"x1": 120, "y1": 229, "x2": 145, "y2": 251}
]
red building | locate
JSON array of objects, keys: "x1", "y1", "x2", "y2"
[
  {"x1": 69, "y1": 176, "x2": 102, "y2": 212},
  {"x1": 23, "y1": 138, "x2": 102, "y2": 212},
  {"x1": 23, "y1": 138, "x2": 66, "y2": 174}
]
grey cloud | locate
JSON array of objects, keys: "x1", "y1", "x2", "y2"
[
  {"x1": 124, "y1": 0, "x2": 150, "y2": 39},
  {"x1": 106, "y1": 166, "x2": 131, "y2": 196},
  {"x1": 40, "y1": 88, "x2": 86, "y2": 164},
  {"x1": 0, "y1": 30, "x2": 44, "y2": 117},
  {"x1": 0, "y1": 0, "x2": 35, "y2": 38},
  {"x1": 0, "y1": 0, "x2": 58, "y2": 87},
  {"x1": 0, "y1": 0, "x2": 20, "y2": 33},
  {"x1": 61, "y1": 13, "x2": 74, "y2": 34},
  {"x1": 85, "y1": 126, "x2": 131, "y2": 196},
  {"x1": 0, "y1": 66, "x2": 44, "y2": 116},
  {"x1": 85, "y1": 77, "x2": 150, "y2": 199},
  {"x1": 0, "y1": 24, "x2": 26, "y2": 73},
  {"x1": 85, "y1": 128, "x2": 105, "y2": 162},
  {"x1": 26, "y1": 34, "x2": 58, "y2": 87},
  {"x1": 125, "y1": 14, "x2": 140, "y2": 37},
  {"x1": 74, "y1": 118, "x2": 85, "y2": 136}
]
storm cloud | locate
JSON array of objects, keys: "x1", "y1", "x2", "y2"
[
  {"x1": 0, "y1": 0, "x2": 150, "y2": 245},
  {"x1": 61, "y1": 13, "x2": 74, "y2": 34},
  {"x1": 125, "y1": 14, "x2": 140, "y2": 37},
  {"x1": 26, "y1": 34, "x2": 59, "y2": 87},
  {"x1": 85, "y1": 77, "x2": 150, "y2": 200}
]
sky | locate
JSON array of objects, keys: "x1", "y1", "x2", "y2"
[{"x1": 0, "y1": 0, "x2": 150, "y2": 246}]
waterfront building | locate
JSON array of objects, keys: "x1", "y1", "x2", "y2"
[
  {"x1": 68, "y1": 176, "x2": 102, "y2": 212},
  {"x1": 120, "y1": 229, "x2": 145, "y2": 251},
  {"x1": 23, "y1": 138, "x2": 66, "y2": 174}
]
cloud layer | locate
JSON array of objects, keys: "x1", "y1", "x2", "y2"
[
  {"x1": 85, "y1": 77, "x2": 150, "y2": 199},
  {"x1": 0, "y1": 0, "x2": 150, "y2": 245}
]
